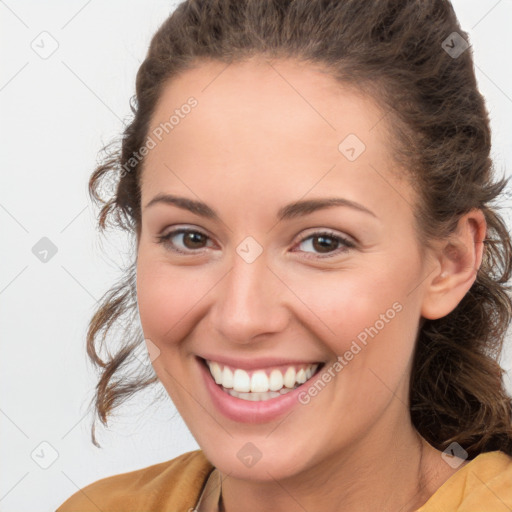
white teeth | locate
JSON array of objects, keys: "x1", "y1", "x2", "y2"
[
  {"x1": 296, "y1": 368, "x2": 307, "y2": 384},
  {"x1": 269, "y1": 369, "x2": 284, "y2": 391},
  {"x1": 251, "y1": 371, "x2": 269, "y2": 393},
  {"x1": 233, "y1": 369, "x2": 251, "y2": 392},
  {"x1": 226, "y1": 389, "x2": 282, "y2": 401},
  {"x1": 206, "y1": 360, "x2": 320, "y2": 398},
  {"x1": 210, "y1": 362, "x2": 223, "y2": 384},
  {"x1": 222, "y1": 366, "x2": 234, "y2": 389},
  {"x1": 283, "y1": 367, "x2": 296, "y2": 388}
]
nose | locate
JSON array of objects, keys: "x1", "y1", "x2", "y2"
[{"x1": 209, "y1": 249, "x2": 289, "y2": 344}]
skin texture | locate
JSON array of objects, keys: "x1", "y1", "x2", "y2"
[{"x1": 135, "y1": 58, "x2": 486, "y2": 512}]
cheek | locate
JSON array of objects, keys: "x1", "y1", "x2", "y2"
[
  {"x1": 135, "y1": 256, "x2": 207, "y2": 345},
  {"x1": 287, "y1": 265, "x2": 418, "y2": 372}
]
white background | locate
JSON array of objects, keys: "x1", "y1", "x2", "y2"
[{"x1": 1, "y1": 1, "x2": 511, "y2": 511}]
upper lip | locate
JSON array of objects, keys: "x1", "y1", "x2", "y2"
[{"x1": 197, "y1": 354, "x2": 324, "y2": 371}]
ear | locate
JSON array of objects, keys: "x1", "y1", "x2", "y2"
[{"x1": 421, "y1": 209, "x2": 487, "y2": 320}]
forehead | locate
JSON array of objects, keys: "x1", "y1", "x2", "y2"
[{"x1": 140, "y1": 58, "x2": 414, "y2": 220}]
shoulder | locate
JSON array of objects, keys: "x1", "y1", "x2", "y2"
[
  {"x1": 417, "y1": 450, "x2": 512, "y2": 511},
  {"x1": 56, "y1": 449, "x2": 214, "y2": 512}
]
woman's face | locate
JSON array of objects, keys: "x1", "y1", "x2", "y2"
[{"x1": 136, "y1": 58, "x2": 434, "y2": 480}]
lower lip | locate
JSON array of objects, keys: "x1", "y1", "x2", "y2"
[{"x1": 197, "y1": 357, "x2": 321, "y2": 424}]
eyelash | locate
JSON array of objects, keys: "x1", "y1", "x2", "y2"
[{"x1": 155, "y1": 228, "x2": 356, "y2": 259}]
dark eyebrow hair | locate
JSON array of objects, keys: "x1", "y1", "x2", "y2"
[
  {"x1": 144, "y1": 194, "x2": 219, "y2": 220},
  {"x1": 144, "y1": 194, "x2": 376, "y2": 220},
  {"x1": 277, "y1": 197, "x2": 376, "y2": 220}
]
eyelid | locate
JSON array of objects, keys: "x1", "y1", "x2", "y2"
[
  {"x1": 156, "y1": 225, "x2": 356, "y2": 258},
  {"x1": 291, "y1": 229, "x2": 356, "y2": 258},
  {"x1": 158, "y1": 223, "x2": 219, "y2": 244},
  {"x1": 293, "y1": 227, "x2": 356, "y2": 246},
  {"x1": 159, "y1": 224, "x2": 209, "y2": 238},
  {"x1": 156, "y1": 225, "x2": 216, "y2": 254}
]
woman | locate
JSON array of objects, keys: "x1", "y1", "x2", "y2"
[{"x1": 57, "y1": 0, "x2": 512, "y2": 510}]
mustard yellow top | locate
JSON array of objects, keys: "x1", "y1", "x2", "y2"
[{"x1": 56, "y1": 449, "x2": 512, "y2": 512}]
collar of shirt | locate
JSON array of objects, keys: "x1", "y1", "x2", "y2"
[{"x1": 195, "y1": 468, "x2": 222, "y2": 512}]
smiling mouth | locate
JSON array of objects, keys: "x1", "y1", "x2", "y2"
[{"x1": 202, "y1": 358, "x2": 325, "y2": 402}]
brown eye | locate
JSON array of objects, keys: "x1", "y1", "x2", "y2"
[
  {"x1": 295, "y1": 231, "x2": 355, "y2": 258},
  {"x1": 182, "y1": 231, "x2": 208, "y2": 249},
  {"x1": 157, "y1": 228, "x2": 212, "y2": 254},
  {"x1": 312, "y1": 235, "x2": 339, "y2": 253}
]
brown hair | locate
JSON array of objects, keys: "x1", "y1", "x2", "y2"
[{"x1": 86, "y1": 0, "x2": 512, "y2": 456}]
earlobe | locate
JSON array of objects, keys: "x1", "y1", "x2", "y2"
[{"x1": 420, "y1": 209, "x2": 487, "y2": 320}]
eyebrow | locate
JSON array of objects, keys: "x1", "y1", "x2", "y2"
[{"x1": 144, "y1": 194, "x2": 377, "y2": 221}]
